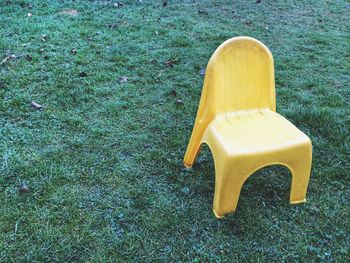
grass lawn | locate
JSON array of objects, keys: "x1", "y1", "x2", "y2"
[{"x1": 1, "y1": 0, "x2": 349, "y2": 261}]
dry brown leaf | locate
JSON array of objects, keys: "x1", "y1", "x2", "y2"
[
  {"x1": 165, "y1": 60, "x2": 174, "y2": 67},
  {"x1": 310, "y1": 204, "x2": 320, "y2": 213},
  {"x1": 31, "y1": 101, "x2": 43, "y2": 109},
  {"x1": 170, "y1": 88, "x2": 177, "y2": 97},
  {"x1": 198, "y1": 10, "x2": 208, "y2": 15},
  {"x1": 19, "y1": 185, "x2": 29, "y2": 193},
  {"x1": 61, "y1": 9, "x2": 78, "y2": 16},
  {"x1": 1, "y1": 56, "x2": 11, "y2": 64},
  {"x1": 108, "y1": 24, "x2": 118, "y2": 29},
  {"x1": 1, "y1": 54, "x2": 17, "y2": 64},
  {"x1": 41, "y1": 35, "x2": 48, "y2": 42},
  {"x1": 25, "y1": 55, "x2": 33, "y2": 61},
  {"x1": 119, "y1": 76, "x2": 128, "y2": 83},
  {"x1": 113, "y1": 2, "x2": 124, "y2": 8},
  {"x1": 176, "y1": 99, "x2": 183, "y2": 105},
  {"x1": 79, "y1": 72, "x2": 88, "y2": 77}
]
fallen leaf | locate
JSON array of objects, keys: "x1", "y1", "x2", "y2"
[
  {"x1": 79, "y1": 72, "x2": 88, "y2": 77},
  {"x1": 181, "y1": 187, "x2": 190, "y2": 194},
  {"x1": 25, "y1": 55, "x2": 33, "y2": 61},
  {"x1": 1, "y1": 57, "x2": 10, "y2": 64},
  {"x1": 27, "y1": 13, "x2": 32, "y2": 17},
  {"x1": 176, "y1": 99, "x2": 183, "y2": 105},
  {"x1": 19, "y1": 185, "x2": 29, "y2": 193},
  {"x1": 41, "y1": 34, "x2": 47, "y2": 42},
  {"x1": 71, "y1": 48, "x2": 77, "y2": 54},
  {"x1": 165, "y1": 60, "x2": 174, "y2": 67},
  {"x1": 107, "y1": 24, "x2": 118, "y2": 29},
  {"x1": 1, "y1": 54, "x2": 17, "y2": 64},
  {"x1": 113, "y1": 2, "x2": 124, "y2": 8},
  {"x1": 61, "y1": 9, "x2": 78, "y2": 16},
  {"x1": 119, "y1": 76, "x2": 128, "y2": 83},
  {"x1": 31, "y1": 101, "x2": 43, "y2": 109},
  {"x1": 198, "y1": 10, "x2": 208, "y2": 15},
  {"x1": 0, "y1": 81, "x2": 5, "y2": 89},
  {"x1": 20, "y1": 2, "x2": 32, "y2": 8},
  {"x1": 170, "y1": 88, "x2": 177, "y2": 97},
  {"x1": 199, "y1": 68, "x2": 206, "y2": 76},
  {"x1": 310, "y1": 204, "x2": 320, "y2": 213}
]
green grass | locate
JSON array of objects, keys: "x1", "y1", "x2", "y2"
[{"x1": 0, "y1": 0, "x2": 349, "y2": 261}]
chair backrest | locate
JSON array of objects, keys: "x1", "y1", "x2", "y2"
[
  {"x1": 184, "y1": 37, "x2": 276, "y2": 167},
  {"x1": 202, "y1": 37, "x2": 276, "y2": 117}
]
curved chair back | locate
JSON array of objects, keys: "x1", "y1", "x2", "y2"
[
  {"x1": 184, "y1": 37, "x2": 276, "y2": 167},
  {"x1": 201, "y1": 36, "x2": 275, "y2": 118}
]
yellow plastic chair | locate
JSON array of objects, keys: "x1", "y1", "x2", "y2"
[{"x1": 184, "y1": 36, "x2": 312, "y2": 218}]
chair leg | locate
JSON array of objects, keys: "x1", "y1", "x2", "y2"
[
  {"x1": 212, "y1": 162, "x2": 246, "y2": 218},
  {"x1": 183, "y1": 143, "x2": 202, "y2": 168},
  {"x1": 288, "y1": 146, "x2": 312, "y2": 204}
]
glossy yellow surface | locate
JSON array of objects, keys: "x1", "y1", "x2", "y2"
[{"x1": 183, "y1": 37, "x2": 312, "y2": 218}]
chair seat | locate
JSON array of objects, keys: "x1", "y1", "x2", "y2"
[{"x1": 204, "y1": 110, "x2": 310, "y2": 155}]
